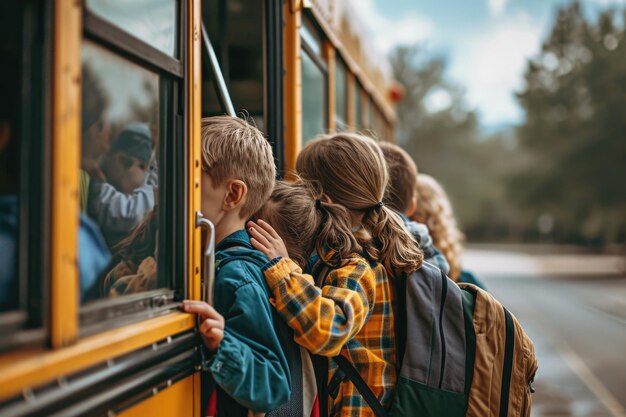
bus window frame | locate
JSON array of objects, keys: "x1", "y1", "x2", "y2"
[
  {"x1": 0, "y1": 0, "x2": 52, "y2": 352},
  {"x1": 78, "y1": 1, "x2": 187, "y2": 337}
]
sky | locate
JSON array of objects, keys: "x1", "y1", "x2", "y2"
[{"x1": 350, "y1": 0, "x2": 626, "y2": 129}]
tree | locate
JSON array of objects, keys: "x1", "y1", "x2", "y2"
[
  {"x1": 391, "y1": 45, "x2": 519, "y2": 240},
  {"x1": 515, "y1": 1, "x2": 626, "y2": 244}
]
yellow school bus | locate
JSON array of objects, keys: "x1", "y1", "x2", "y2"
[{"x1": 0, "y1": 1, "x2": 397, "y2": 416}]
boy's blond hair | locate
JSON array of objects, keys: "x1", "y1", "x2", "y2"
[{"x1": 201, "y1": 116, "x2": 275, "y2": 218}]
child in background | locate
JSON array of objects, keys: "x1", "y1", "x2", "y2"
[
  {"x1": 88, "y1": 123, "x2": 158, "y2": 247},
  {"x1": 412, "y1": 173, "x2": 487, "y2": 289},
  {"x1": 181, "y1": 116, "x2": 292, "y2": 416},
  {"x1": 378, "y1": 141, "x2": 450, "y2": 274},
  {"x1": 248, "y1": 132, "x2": 423, "y2": 417}
]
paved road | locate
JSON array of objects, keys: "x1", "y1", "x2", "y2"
[{"x1": 463, "y1": 248, "x2": 626, "y2": 417}]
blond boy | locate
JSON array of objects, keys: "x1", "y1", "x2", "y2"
[{"x1": 182, "y1": 116, "x2": 290, "y2": 415}]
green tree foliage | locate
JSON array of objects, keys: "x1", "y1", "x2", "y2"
[
  {"x1": 391, "y1": 46, "x2": 519, "y2": 240},
  {"x1": 515, "y1": 1, "x2": 626, "y2": 244}
]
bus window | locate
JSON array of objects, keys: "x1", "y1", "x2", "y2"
[
  {"x1": 0, "y1": 6, "x2": 23, "y2": 314},
  {"x1": 354, "y1": 82, "x2": 363, "y2": 131},
  {"x1": 301, "y1": 18, "x2": 327, "y2": 143},
  {"x1": 301, "y1": 18, "x2": 323, "y2": 57},
  {"x1": 202, "y1": 0, "x2": 264, "y2": 129},
  {"x1": 80, "y1": 41, "x2": 161, "y2": 304},
  {"x1": 0, "y1": 1, "x2": 47, "y2": 350},
  {"x1": 335, "y1": 57, "x2": 348, "y2": 131},
  {"x1": 86, "y1": 0, "x2": 178, "y2": 57},
  {"x1": 302, "y1": 52, "x2": 326, "y2": 142}
]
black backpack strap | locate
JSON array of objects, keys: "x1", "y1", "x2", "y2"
[
  {"x1": 333, "y1": 355, "x2": 390, "y2": 417},
  {"x1": 499, "y1": 307, "x2": 515, "y2": 417}
]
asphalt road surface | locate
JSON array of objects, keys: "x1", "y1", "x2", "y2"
[{"x1": 463, "y1": 247, "x2": 626, "y2": 417}]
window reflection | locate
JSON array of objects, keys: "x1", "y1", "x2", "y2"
[
  {"x1": 355, "y1": 83, "x2": 363, "y2": 130},
  {"x1": 335, "y1": 58, "x2": 347, "y2": 131},
  {"x1": 0, "y1": 3, "x2": 22, "y2": 313},
  {"x1": 302, "y1": 51, "x2": 326, "y2": 143},
  {"x1": 80, "y1": 42, "x2": 161, "y2": 303},
  {"x1": 87, "y1": 0, "x2": 178, "y2": 57}
]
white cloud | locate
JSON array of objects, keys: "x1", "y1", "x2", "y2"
[
  {"x1": 448, "y1": 12, "x2": 543, "y2": 126},
  {"x1": 587, "y1": 0, "x2": 626, "y2": 4},
  {"x1": 347, "y1": 0, "x2": 433, "y2": 54},
  {"x1": 487, "y1": 0, "x2": 508, "y2": 18}
]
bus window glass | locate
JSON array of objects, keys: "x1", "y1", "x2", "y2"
[
  {"x1": 80, "y1": 42, "x2": 162, "y2": 303},
  {"x1": 302, "y1": 51, "x2": 326, "y2": 143},
  {"x1": 335, "y1": 58, "x2": 347, "y2": 131},
  {"x1": 87, "y1": 0, "x2": 178, "y2": 57},
  {"x1": 0, "y1": 4, "x2": 23, "y2": 313},
  {"x1": 202, "y1": 0, "x2": 264, "y2": 130},
  {"x1": 301, "y1": 18, "x2": 323, "y2": 57},
  {"x1": 354, "y1": 83, "x2": 363, "y2": 130}
]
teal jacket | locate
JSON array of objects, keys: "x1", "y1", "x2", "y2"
[{"x1": 209, "y1": 230, "x2": 291, "y2": 413}]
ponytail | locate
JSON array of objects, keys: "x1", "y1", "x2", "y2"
[
  {"x1": 297, "y1": 132, "x2": 424, "y2": 274},
  {"x1": 362, "y1": 205, "x2": 423, "y2": 274},
  {"x1": 314, "y1": 198, "x2": 361, "y2": 267}
]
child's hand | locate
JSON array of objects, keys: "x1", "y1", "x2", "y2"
[
  {"x1": 247, "y1": 219, "x2": 289, "y2": 260},
  {"x1": 181, "y1": 300, "x2": 225, "y2": 352}
]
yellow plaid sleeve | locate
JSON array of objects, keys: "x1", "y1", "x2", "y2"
[{"x1": 264, "y1": 256, "x2": 376, "y2": 357}]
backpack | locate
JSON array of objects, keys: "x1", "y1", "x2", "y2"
[
  {"x1": 333, "y1": 262, "x2": 538, "y2": 417},
  {"x1": 203, "y1": 248, "x2": 318, "y2": 417}
]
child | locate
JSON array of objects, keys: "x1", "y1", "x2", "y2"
[
  {"x1": 181, "y1": 116, "x2": 291, "y2": 416},
  {"x1": 377, "y1": 141, "x2": 450, "y2": 274},
  {"x1": 248, "y1": 132, "x2": 423, "y2": 417},
  {"x1": 88, "y1": 123, "x2": 158, "y2": 247},
  {"x1": 103, "y1": 209, "x2": 158, "y2": 298},
  {"x1": 412, "y1": 173, "x2": 487, "y2": 289}
]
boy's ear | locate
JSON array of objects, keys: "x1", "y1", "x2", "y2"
[
  {"x1": 223, "y1": 179, "x2": 248, "y2": 212},
  {"x1": 406, "y1": 196, "x2": 417, "y2": 218}
]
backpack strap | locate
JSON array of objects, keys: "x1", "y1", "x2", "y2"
[
  {"x1": 499, "y1": 307, "x2": 515, "y2": 417},
  {"x1": 333, "y1": 355, "x2": 390, "y2": 417}
]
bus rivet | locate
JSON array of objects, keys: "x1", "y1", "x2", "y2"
[
  {"x1": 167, "y1": 336, "x2": 172, "y2": 344},
  {"x1": 152, "y1": 343, "x2": 158, "y2": 351},
  {"x1": 167, "y1": 379, "x2": 172, "y2": 387},
  {"x1": 152, "y1": 388, "x2": 158, "y2": 396}
]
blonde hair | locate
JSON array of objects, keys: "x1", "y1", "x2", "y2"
[
  {"x1": 411, "y1": 174, "x2": 464, "y2": 281},
  {"x1": 255, "y1": 179, "x2": 357, "y2": 267},
  {"x1": 296, "y1": 132, "x2": 423, "y2": 274},
  {"x1": 201, "y1": 116, "x2": 276, "y2": 218},
  {"x1": 378, "y1": 142, "x2": 418, "y2": 214}
]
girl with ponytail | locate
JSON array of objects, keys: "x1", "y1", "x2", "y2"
[{"x1": 248, "y1": 132, "x2": 423, "y2": 417}]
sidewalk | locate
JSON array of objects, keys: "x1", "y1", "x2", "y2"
[{"x1": 463, "y1": 245, "x2": 626, "y2": 276}]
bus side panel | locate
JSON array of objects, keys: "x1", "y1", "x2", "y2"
[{"x1": 119, "y1": 374, "x2": 197, "y2": 417}]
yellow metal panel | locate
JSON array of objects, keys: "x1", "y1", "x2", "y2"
[
  {"x1": 283, "y1": 0, "x2": 302, "y2": 175},
  {"x1": 0, "y1": 313, "x2": 195, "y2": 402},
  {"x1": 188, "y1": 0, "x2": 202, "y2": 301},
  {"x1": 51, "y1": 0, "x2": 82, "y2": 348},
  {"x1": 324, "y1": 42, "x2": 336, "y2": 132},
  {"x1": 118, "y1": 375, "x2": 195, "y2": 417}
]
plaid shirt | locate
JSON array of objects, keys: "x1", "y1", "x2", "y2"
[{"x1": 264, "y1": 252, "x2": 396, "y2": 417}]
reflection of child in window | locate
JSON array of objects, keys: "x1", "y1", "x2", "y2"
[
  {"x1": 103, "y1": 208, "x2": 158, "y2": 297},
  {"x1": 88, "y1": 123, "x2": 158, "y2": 247}
]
